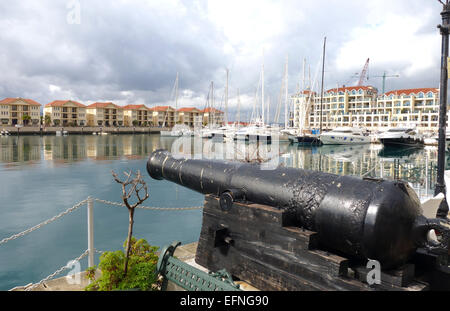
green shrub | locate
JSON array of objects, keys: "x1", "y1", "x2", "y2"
[{"x1": 85, "y1": 237, "x2": 160, "y2": 291}]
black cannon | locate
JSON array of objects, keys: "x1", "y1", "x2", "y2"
[{"x1": 147, "y1": 149, "x2": 450, "y2": 290}]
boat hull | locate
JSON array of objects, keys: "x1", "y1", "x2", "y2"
[
  {"x1": 289, "y1": 135, "x2": 322, "y2": 145},
  {"x1": 320, "y1": 134, "x2": 370, "y2": 145},
  {"x1": 380, "y1": 137, "x2": 424, "y2": 148},
  {"x1": 234, "y1": 134, "x2": 272, "y2": 143}
]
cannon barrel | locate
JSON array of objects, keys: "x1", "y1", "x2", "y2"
[{"x1": 147, "y1": 149, "x2": 431, "y2": 268}]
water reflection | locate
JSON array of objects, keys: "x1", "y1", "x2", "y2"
[
  {"x1": 377, "y1": 146, "x2": 423, "y2": 160},
  {"x1": 0, "y1": 135, "x2": 171, "y2": 165},
  {"x1": 0, "y1": 135, "x2": 445, "y2": 201}
]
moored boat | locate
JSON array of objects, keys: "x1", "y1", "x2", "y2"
[
  {"x1": 379, "y1": 127, "x2": 424, "y2": 148},
  {"x1": 320, "y1": 127, "x2": 370, "y2": 145}
]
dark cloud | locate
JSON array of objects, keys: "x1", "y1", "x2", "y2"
[{"x1": 0, "y1": 0, "x2": 445, "y2": 121}]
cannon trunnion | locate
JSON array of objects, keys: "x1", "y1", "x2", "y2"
[{"x1": 147, "y1": 150, "x2": 450, "y2": 290}]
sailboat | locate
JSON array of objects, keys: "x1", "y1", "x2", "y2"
[
  {"x1": 290, "y1": 39, "x2": 327, "y2": 145},
  {"x1": 195, "y1": 81, "x2": 221, "y2": 138},
  {"x1": 270, "y1": 55, "x2": 292, "y2": 142},
  {"x1": 233, "y1": 55, "x2": 273, "y2": 143},
  {"x1": 161, "y1": 73, "x2": 186, "y2": 137},
  {"x1": 210, "y1": 69, "x2": 238, "y2": 141}
]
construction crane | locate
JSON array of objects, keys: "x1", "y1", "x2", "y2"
[
  {"x1": 369, "y1": 71, "x2": 400, "y2": 95},
  {"x1": 357, "y1": 58, "x2": 370, "y2": 86}
]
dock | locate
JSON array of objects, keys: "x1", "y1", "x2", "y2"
[{"x1": 0, "y1": 126, "x2": 170, "y2": 136}]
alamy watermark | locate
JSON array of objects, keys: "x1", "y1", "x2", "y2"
[
  {"x1": 366, "y1": 259, "x2": 381, "y2": 285},
  {"x1": 65, "y1": 259, "x2": 81, "y2": 285}
]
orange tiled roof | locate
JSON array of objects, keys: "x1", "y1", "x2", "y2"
[
  {"x1": 325, "y1": 86, "x2": 376, "y2": 93},
  {"x1": 0, "y1": 97, "x2": 41, "y2": 106},
  {"x1": 201, "y1": 107, "x2": 223, "y2": 113},
  {"x1": 45, "y1": 100, "x2": 85, "y2": 108},
  {"x1": 177, "y1": 107, "x2": 200, "y2": 112},
  {"x1": 122, "y1": 104, "x2": 148, "y2": 110},
  {"x1": 151, "y1": 106, "x2": 175, "y2": 112},
  {"x1": 301, "y1": 90, "x2": 316, "y2": 95},
  {"x1": 88, "y1": 102, "x2": 122, "y2": 109},
  {"x1": 384, "y1": 88, "x2": 438, "y2": 96}
]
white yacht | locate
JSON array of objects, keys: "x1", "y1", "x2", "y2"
[
  {"x1": 160, "y1": 130, "x2": 181, "y2": 137},
  {"x1": 320, "y1": 127, "x2": 371, "y2": 145},
  {"x1": 210, "y1": 124, "x2": 239, "y2": 141},
  {"x1": 161, "y1": 124, "x2": 192, "y2": 137},
  {"x1": 286, "y1": 129, "x2": 322, "y2": 145},
  {"x1": 378, "y1": 127, "x2": 424, "y2": 147},
  {"x1": 234, "y1": 125, "x2": 271, "y2": 142}
]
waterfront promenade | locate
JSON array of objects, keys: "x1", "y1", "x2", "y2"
[{"x1": 0, "y1": 126, "x2": 170, "y2": 135}]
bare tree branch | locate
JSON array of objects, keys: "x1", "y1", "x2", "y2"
[{"x1": 111, "y1": 169, "x2": 149, "y2": 275}]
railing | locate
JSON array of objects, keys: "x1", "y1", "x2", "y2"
[{"x1": 0, "y1": 197, "x2": 203, "y2": 291}]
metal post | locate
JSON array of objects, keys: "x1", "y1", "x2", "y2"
[
  {"x1": 87, "y1": 197, "x2": 95, "y2": 268},
  {"x1": 435, "y1": 2, "x2": 450, "y2": 218}
]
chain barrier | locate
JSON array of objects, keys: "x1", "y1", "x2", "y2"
[
  {"x1": 1, "y1": 196, "x2": 202, "y2": 290},
  {"x1": 93, "y1": 198, "x2": 203, "y2": 211},
  {"x1": 0, "y1": 197, "x2": 202, "y2": 248},
  {"x1": 24, "y1": 249, "x2": 89, "y2": 291},
  {"x1": 0, "y1": 199, "x2": 88, "y2": 246}
]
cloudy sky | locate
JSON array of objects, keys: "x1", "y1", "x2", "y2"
[{"x1": 0, "y1": 0, "x2": 445, "y2": 122}]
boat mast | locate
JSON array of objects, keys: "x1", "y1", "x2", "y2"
[
  {"x1": 211, "y1": 81, "x2": 214, "y2": 129},
  {"x1": 174, "y1": 72, "x2": 179, "y2": 124},
  {"x1": 299, "y1": 58, "x2": 306, "y2": 134},
  {"x1": 225, "y1": 69, "x2": 229, "y2": 125},
  {"x1": 163, "y1": 73, "x2": 178, "y2": 127},
  {"x1": 237, "y1": 88, "x2": 241, "y2": 128},
  {"x1": 320, "y1": 36, "x2": 327, "y2": 133},
  {"x1": 284, "y1": 55, "x2": 289, "y2": 129},
  {"x1": 175, "y1": 72, "x2": 179, "y2": 110},
  {"x1": 262, "y1": 50, "x2": 265, "y2": 125},
  {"x1": 302, "y1": 58, "x2": 306, "y2": 95}
]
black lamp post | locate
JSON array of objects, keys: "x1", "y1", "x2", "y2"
[{"x1": 435, "y1": 0, "x2": 450, "y2": 218}]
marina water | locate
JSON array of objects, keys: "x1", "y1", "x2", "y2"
[{"x1": 0, "y1": 134, "x2": 444, "y2": 290}]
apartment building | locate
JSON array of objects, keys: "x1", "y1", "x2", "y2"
[
  {"x1": 44, "y1": 100, "x2": 87, "y2": 126},
  {"x1": 293, "y1": 90, "x2": 316, "y2": 130},
  {"x1": 87, "y1": 102, "x2": 124, "y2": 126},
  {"x1": 151, "y1": 106, "x2": 176, "y2": 127},
  {"x1": 123, "y1": 105, "x2": 152, "y2": 126},
  {"x1": 176, "y1": 107, "x2": 202, "y2": 127},
  {"x1": 201, "y1": 107, "x2": 224, "y2": 126},
  {"x1": 292, "y1": 86, "x2": 443, "y2": 132},
  {"x1": 0, "y1": 98, "x2": 41, "y2": 126},
  {"x1": 376, "y1": 88, "x2": 440, "y2": 132}
]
